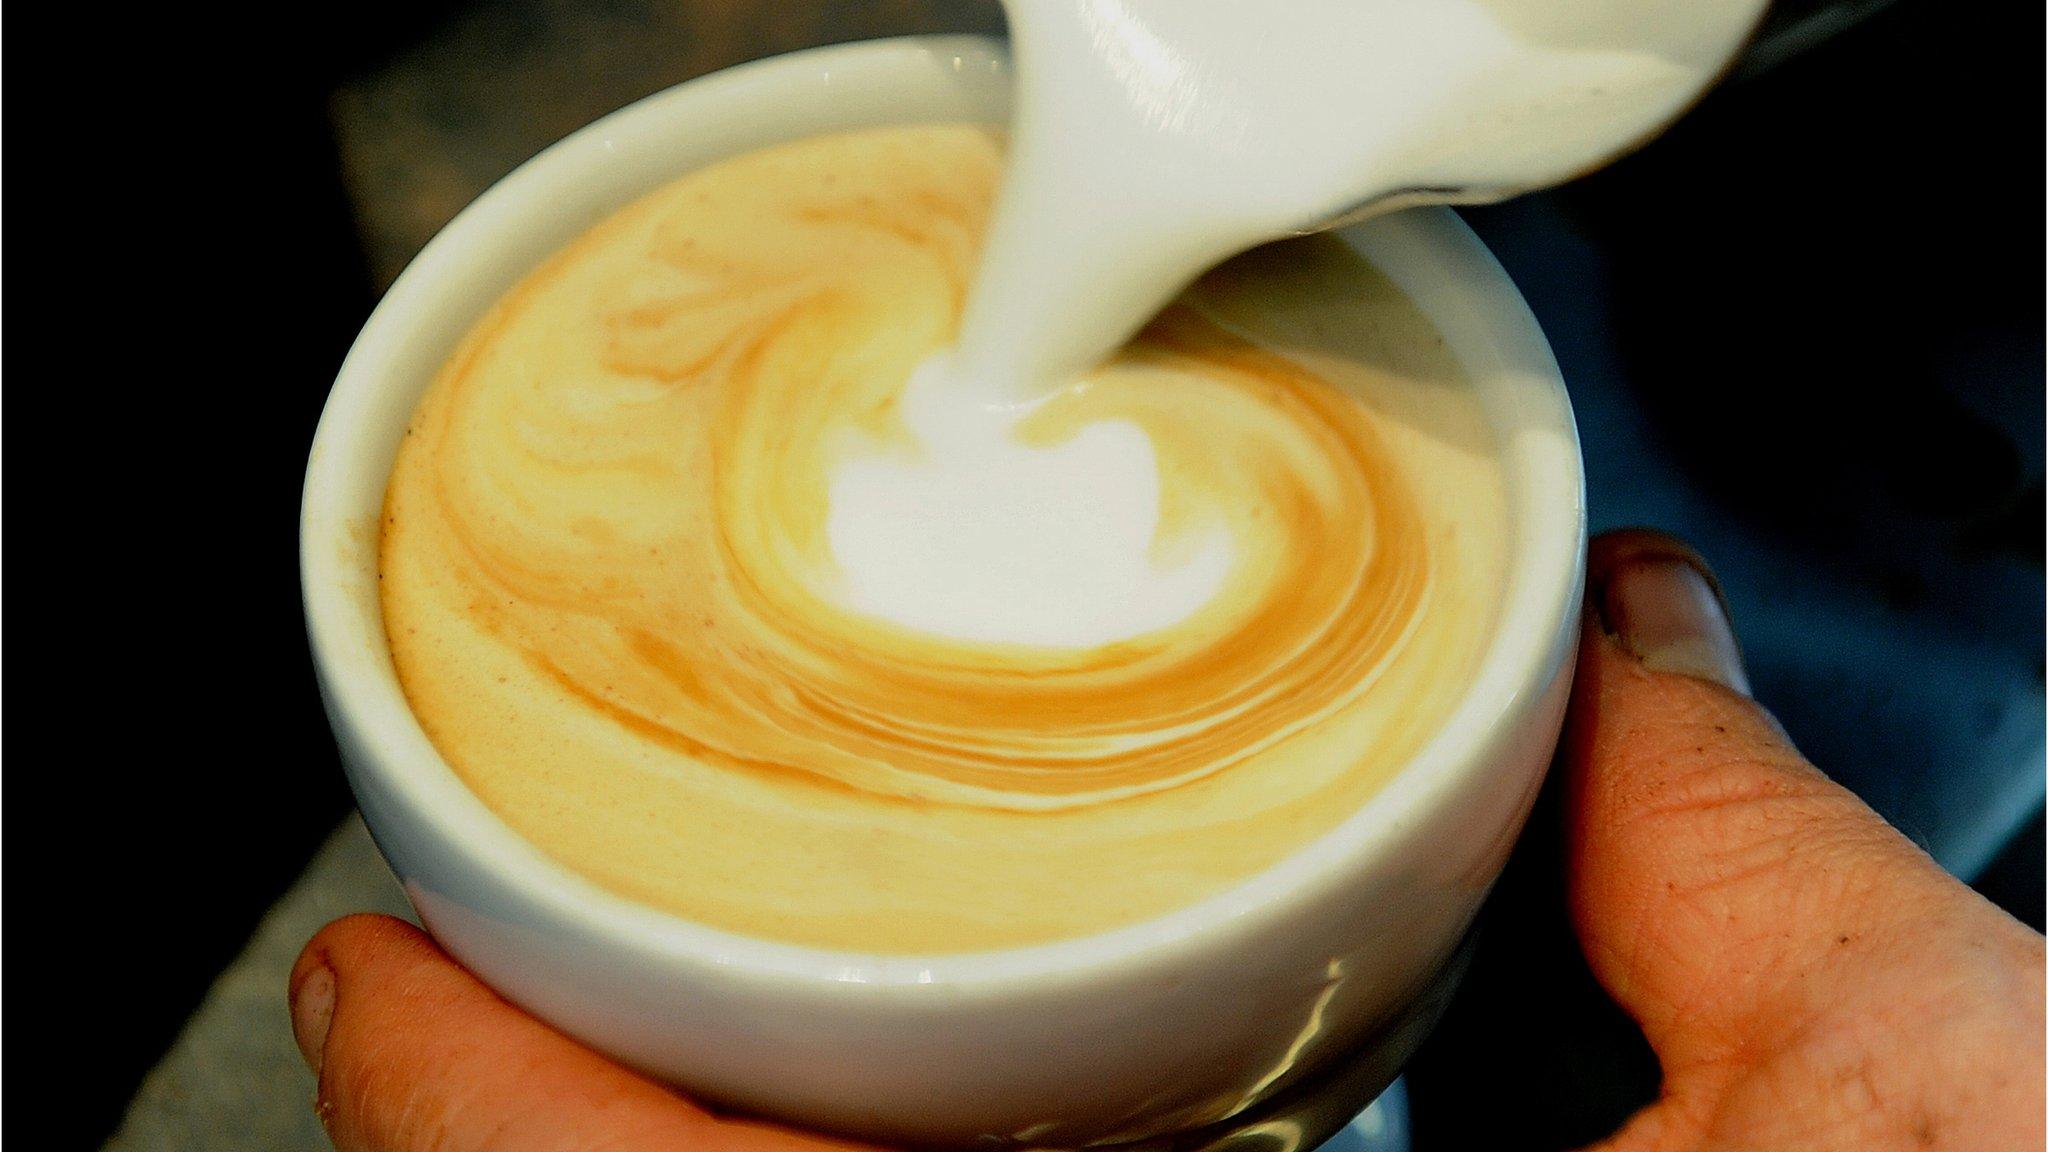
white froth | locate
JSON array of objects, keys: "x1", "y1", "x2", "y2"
[
  {"x1": 826, "y1": 0, "x2": 1760, "y2": 643},
  {"x1": 825, "y1": 358, "x2": 1232, "y2": 647}
]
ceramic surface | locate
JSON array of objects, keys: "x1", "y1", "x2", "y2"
[{"x1": 301, "y1": 36, "x2": 1585, "y2": 1147}]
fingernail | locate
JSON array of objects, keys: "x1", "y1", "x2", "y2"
[
  {"x1": 1601, "y1": 555, "x2": 1750, "y2": 694},
  {"x1": 290, "y1": 959, "x2": 336, "y2": 1076}
]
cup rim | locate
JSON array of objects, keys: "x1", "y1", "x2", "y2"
[{"x1": 301, "y1": 33, "x2": 1585, "y2": 990}]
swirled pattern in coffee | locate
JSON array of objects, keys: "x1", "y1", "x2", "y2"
[{"x1": 383, "y1": 126, "x2": 1508, "y2": 952}]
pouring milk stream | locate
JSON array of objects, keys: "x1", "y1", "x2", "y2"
[
  {"x1": 960, "y1": 0, "x2": 1769, "y2": 401},
  {"x1": 827, "y1": 0, "x2": 1764, "y2": 648}
]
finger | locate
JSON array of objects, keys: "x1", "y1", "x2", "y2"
[
  {"x1": 1563, "y1": 530, "x2": 1982, "y2": 1068},
  {"x1": 289, "y1": 914, "x2": 867, "y2": 1152}
]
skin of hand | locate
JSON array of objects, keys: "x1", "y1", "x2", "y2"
[{"x1": 290, "y1": 529, "x2": 2046, "y2": 1152}]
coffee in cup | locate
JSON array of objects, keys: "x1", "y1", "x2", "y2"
[{"x1": 380, "y1": 124, "x2": 1510, "y2": 954}]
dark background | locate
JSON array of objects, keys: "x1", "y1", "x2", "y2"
[{"x1": 20, "y1": 1, "x2": 2044, "y2": 1148}]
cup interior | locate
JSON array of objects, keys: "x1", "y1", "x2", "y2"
[{"x1": 301, "y1": 34, "x2": 1584, "y2": 987}]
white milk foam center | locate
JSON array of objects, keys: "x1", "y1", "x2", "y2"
[
  {"x1": 826, "y1": 357, "x2": 1232, "y2": 647},
  {"x1": 827, "y1": 0, "x2": 1758, "y2": 645}
]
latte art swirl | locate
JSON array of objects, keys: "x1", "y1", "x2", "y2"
[{"x1": 384, "y1": 126, "x2": 1509, "y2": 951}]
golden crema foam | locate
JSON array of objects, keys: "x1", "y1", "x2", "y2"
[{"x1": 382, "y1": 126, "x2": 1508, "y2": 953}]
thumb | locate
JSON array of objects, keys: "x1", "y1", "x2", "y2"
[
  {"x1": 1564, "y1": 531, "x2": 2000, "y2": 1074},
  {"x1": 289, "y1": 914, "x2": 863, "y2": 1152}
]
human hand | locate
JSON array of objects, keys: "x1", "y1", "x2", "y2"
[
  {"x1": 1565, "y1": 530, "x2": 2044, "y2": 1150},
  {"x1": 290, "y1": 529, "x2": 2045, "y2": 1152},
  {"x1": 287, "y1": 912, "x2": 866, "y2": 1152}
]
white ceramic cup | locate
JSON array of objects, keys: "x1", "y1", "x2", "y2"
[{"x1": 301, "y1": 34, "x2": 1585, "y2": 1150}]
